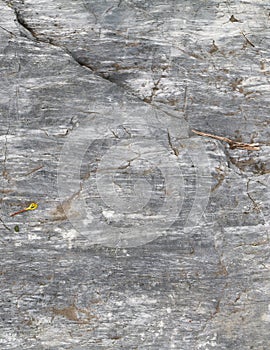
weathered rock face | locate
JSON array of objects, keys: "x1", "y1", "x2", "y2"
[{"x1": 0, "y1": 0, "x2": 269, "y2": 348}]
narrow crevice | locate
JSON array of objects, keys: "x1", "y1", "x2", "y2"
[
  {"x1": 64, "y1": 48, "x2": 95, "y2": 72},
  {"x1": 167, "y1": 130, "x2": 179, "y2": 156},
  {"x1": 10, "y1": 5, "x2": 156, "y2": 104},
  {"x1": 10, "y1": 5, "x2": 187, "y2": 126},
  {"x1": 0, "y1": 217, "x2": 12, "y2": 232},
  {"x1": 13, "y1": 6, "x2": 96, "y2": 72},
  {"x1": 13, "y1": 7, "x2": 145, "y2": 103},
  {"x1": 14, "y1": 8, "x2": 38, "y2": 39},
  {"x1": 0, "y1": 24, "x2": 15, "y2": 37},
  {"x1": 246, "y1": 179, "x2": 260, "y2": 212},
  {"x1": 94, "y1": 71, "x2": 162, "y2": 111}
]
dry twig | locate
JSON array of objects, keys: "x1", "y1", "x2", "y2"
[{"x1": 192, "y1": 129, "x2": 260, "y2": 151}]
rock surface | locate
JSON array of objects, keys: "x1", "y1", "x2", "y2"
[{"x1": 0, "y1": 0, "x2": 269, "y2": 349}]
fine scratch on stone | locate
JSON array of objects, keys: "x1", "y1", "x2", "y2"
[
  {"x1": 0, "y1": 24, "x2": 15, "y2": 37},
  {"x1": 2, "y1": 125, "x2": 12, "y2": 181},
  {"x1": 182, "y1": 85, "x2": 188, "y2": 121}
]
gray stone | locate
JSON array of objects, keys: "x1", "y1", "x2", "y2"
[{"x1": 0, "y1": 0, "x2": 269, "y2": 349}]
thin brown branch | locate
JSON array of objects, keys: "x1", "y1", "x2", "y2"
[{"x1": 192, "y1": 129, "x2": 260, "y2": 151}]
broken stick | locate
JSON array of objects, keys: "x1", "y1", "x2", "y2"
[{"x1": 192, "y1": 129, "x2": 260, "y2": 151}]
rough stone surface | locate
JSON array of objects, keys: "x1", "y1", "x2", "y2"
[{"x1": 0, "y1": 0, "x2": 269, "y2": 349}]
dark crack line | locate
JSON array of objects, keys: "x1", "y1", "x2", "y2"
[
  {"x1": 10, "y1": 4, "x2": 190, "y2": 126},
  {"x1": 0, "y1": 24, "x2": 15, "y2": 36},
  {"x1": 12, "y1": 7, "x2": 96, "y2": 72},
  {"x1": 14, "y1": 8, "x2": 38, "y2": 40},
  {"x1": 110, "y1": 129, "x2": 120, "y2": 139},
  {"x1": 65, "y1": 48, "x2": 95, "y2": 72},
  {"x1": 0, "y1": 217, "x2": 12, "y2": 232},
  {"x1": 122, "y1": 126, "x2": 131, "y2": 138},
  {"x1": 246, "y1": 179, "x2": 261, "y2": 212},
  {"x1": 12, "y1": 8, "x2": 167, "y2": 121},
  {"x1": 167, "y1": 130, "x2": 179, "y2": 156},
  {"x1": 241, "y1": 31, "x2": 255, "y2": 48}
]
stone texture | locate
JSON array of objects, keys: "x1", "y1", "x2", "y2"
[{"x1": 0, "y1": 0, "x2": 269, "y2": 349}]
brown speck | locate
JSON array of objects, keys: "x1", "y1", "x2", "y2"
[
  {"x1": 209, "y1": 40, "x2": 218, "y2": 54},
  {"x1": 230, "y1": 15, "x2": 240, "y2": 22},
  {"x1": 52, "y1": 303, "x2": 94, "y2": 324}
]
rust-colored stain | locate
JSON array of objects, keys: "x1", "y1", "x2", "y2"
[
  {"x1": 215, "y1": 262, "x2": 229, "y2": 277},
  {"x1": 51, "y1": 202, "x2": 69, "y2": 221},
  {"x1": 0, "y1": 189, "x2": 13, "y2": 194},
  {"x1": 51, "y1": 188, "x2": 82, "y2": 221},
  {"x1": 52, "y1": 303, "x2": 94, "y2": 324}
]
